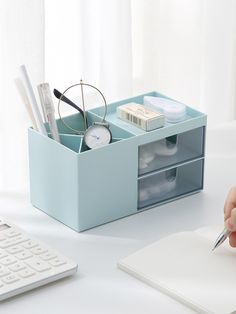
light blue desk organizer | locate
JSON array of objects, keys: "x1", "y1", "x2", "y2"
[{"x1": 28, "y1": 91, "x2": 207, "y2": 232}]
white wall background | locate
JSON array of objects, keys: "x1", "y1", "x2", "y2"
[
  {"x1": 0, "y1": 0, "x2": 44, "y2": 192},
  {"x1": 45, "y1": 0, "x2": 236, "y2": 125},
  {"x1": 1, "y1": 0, "x2": 236, "y2": 192}
]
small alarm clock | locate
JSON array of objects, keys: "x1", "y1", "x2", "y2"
[
  {"x1": 57, "y1": 80, "x2": 113, "y2": 150},
  {"x1": 83, "y1": 122, "x2": 112, "y2": 149}
]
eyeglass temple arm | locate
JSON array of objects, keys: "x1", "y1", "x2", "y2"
[{"x1": 53, "y1": 88, "x2": 84, "y2": 118}]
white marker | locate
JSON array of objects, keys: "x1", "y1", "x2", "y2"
[
  {"x1": 19, "y1": 65, "x2": 47, "y2": 136},
  {"x1": 14, "y1": 77, "x2": 38, "y2": 130}
]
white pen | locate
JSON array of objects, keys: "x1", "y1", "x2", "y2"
[
  {"x1": 19, "y1": 65, "x2": 47, "y2": 136},
  {"x1": 14, "y1": 77, "x2": 38, "y2": 130},
  {"x1": 38, "y1": 83, "x2": 60, "y2": 143}
]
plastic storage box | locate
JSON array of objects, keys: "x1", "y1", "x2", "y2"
[{"x1": 28, "y1": 91, "x2": 207, "y2": 231}]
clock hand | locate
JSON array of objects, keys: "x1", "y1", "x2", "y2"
[{"x1": 91, "y1": 134, "x2": 100, "y2": 140}]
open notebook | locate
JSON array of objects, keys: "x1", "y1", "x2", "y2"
[{"x1": 118, "y1": 226, "x2": 236, "y2": 314}]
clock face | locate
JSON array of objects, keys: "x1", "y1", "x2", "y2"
[{"x1": 84, "y1": 125, "x2": 112, "y2": 149}]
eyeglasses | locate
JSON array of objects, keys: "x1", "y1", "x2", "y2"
[{"x1": 55, "y1": 80, "x2": 108, "y2": 135}]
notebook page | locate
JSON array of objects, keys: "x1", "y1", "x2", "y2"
[
  {"x1": 194, "y1": 225, "x2": 236, "y2": 254},
  {"x1": 118, "y1": 231, "x2": 236, "y2": 314},
  {"x1": 194, "y1": 225, "x2": 223, "y2": 242}
]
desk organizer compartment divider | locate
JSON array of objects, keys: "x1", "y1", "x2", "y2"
[{"x1": 28, "y1": 91, "x2": 207, "y2": 232}]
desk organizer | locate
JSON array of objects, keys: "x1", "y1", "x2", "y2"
[{"x1": 28, "y1": 91, "x2": 207, "y2": 232}]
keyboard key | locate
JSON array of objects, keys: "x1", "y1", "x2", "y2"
[
  {"x1": 7, "y1": 245, "x2": 23, "y2": 254},
  {"x1": 0, "y1": 269, "x2": 10, "y2": 277},
  {"x1": 0, "y1": 240, "x2": 13, "y2": 249},
  {"x1": 0, "y1": 234, "x2": 6, "y2": 241},
  {"x1": 0, "y1": 250, "x2": 8, "y2": 259},
  {"x1": 49, "y1": 257, "x2": 67, "y2": 267},
  {"x1": 18, "y1": 269, "x2": 35, "y2": 278},
  {"x1": 4, "y1": 229, "x2": 21, "y2": 238},
  {"x1": 26, "y1": 258, "x2": 51, "y2": 272},
  {"x1": 8, "y1": 236, "x2": 28, "y2": 246},
  {"x1": 2, "y1": 274, "x2": 19, "y2": 284},
  {"x1": 0, "y1": 236, "x2": 28, "y2": 248},
  {"x1": 40, "y1": 252, "x2": 57, "y2": 261},
  {"x1": 1, "y1": 256, "x2": 17, "y2": 266},
  {"x1": 0, "y1": 217, "x2": 77, "y2": 300},
  {"x1": 0, "y1": 240, "x2": 10, "y2": 249},
  {"x1": 9, "y1": 262, "x2": 26, "y2": 272},
  {"x1": 30, "y1": 246, "x2": 48, "y2": 255},
  {"x1": 15, "y1": 251, "x2": 33, "y2": 260},
  {"x1": 22, "y1": 240, "x2": 38, "y2": 249}
]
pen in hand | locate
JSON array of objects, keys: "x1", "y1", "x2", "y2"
[
  {"x1": 212, "y1": 228, "x2": 232, "y2": 251},
  {"x1": 212, "y1": 187, "x2": 236, "y2": 251}
]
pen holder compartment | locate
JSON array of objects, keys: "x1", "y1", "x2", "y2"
[
  {"x1": 28, "y1": 91, "x2": 207, "y2": 232},
  {"x1": 47, "y1": 111, "x2": 135, "y2": 153},
  {"x1": 58, "y1": 134, "x2": 82, "y2": 153},
  {"x1": 28, "y1": 125, "x2": 138, "y2": 232}
]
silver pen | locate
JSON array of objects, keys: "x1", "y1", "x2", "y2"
[{"x1": 212, "y1": 227, "x2": 232, "y2": 251}]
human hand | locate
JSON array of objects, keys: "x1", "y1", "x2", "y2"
[{"x1": 224, "y1": 187, "x2": 236, "y2": 247}]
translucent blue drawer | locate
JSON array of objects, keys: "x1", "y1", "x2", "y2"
[
  {"x1": 138, "y1": 159, "x2": 204, "y2": 209},
  {"x1": 138, "y1": 126, "x2": 205, "y2": 175}
]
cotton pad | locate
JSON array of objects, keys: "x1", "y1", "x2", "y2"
[
  {"x1": 138, "y1": 187, "x2": 150, "y2": 202},
  {"x1": 143, "y1": 96, "x2": 186, "y2": 123},
  {"x1": 138, "y1": 158, "x2": 148, "y2": 170},
  {"x1": 153, "y1": 138, "x2": 178, "y2": 156},
  {"x1": 139, "y1": 145, "x2": 156, "y2": 164}
]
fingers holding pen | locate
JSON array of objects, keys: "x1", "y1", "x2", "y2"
[
  {"x1": 223, "y1": 187, "x2": 236, "y2": 248},
  {"x1": 216, "y1": 187, "x2": 236, "y2": 249},
  {"x1": 225, "y1": 206, "x2": 236, "y2": 248},
  {"x1": 225, "y1": 208, "x2": 236, "y2": 232},
  {"x1": 229, "y1": 232, "x2": 236, "y2": 247},
  {"x1": 224, "y1": 187, "x2": 236, "y2": 220}
]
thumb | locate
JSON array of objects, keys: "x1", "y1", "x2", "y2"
[{"x1": 225, "y1": 208, "x2": 236, "y2": 231}]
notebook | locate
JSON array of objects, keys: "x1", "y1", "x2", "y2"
[{"x1": 118, "y1": 226, "x2": 236, "y2": 314}]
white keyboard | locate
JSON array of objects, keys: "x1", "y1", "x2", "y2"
[{"x1": 0, "y1": 217, "x2": 77, "y2": 301}]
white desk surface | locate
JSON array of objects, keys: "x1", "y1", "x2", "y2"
[{"x1": 1, "y1": 123, "x2": 236, "y2": 314}]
